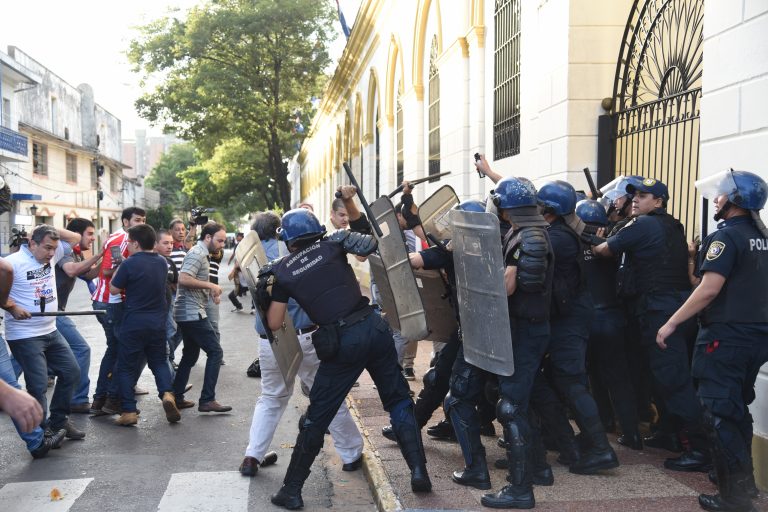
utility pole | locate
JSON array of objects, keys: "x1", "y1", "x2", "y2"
[{"x1": 94, "y1": 157, "x2": 105, "y2": 249}]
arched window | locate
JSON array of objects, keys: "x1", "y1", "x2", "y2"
[
  {"x1": 396, "y1": 83, "x2": 404, "y2": 184},
  {"x1": 494, "y1": 0, "x2": 521, "y2": 159},
  {"x1": 428, "y1": 35, "x2": 440, "y2": 180}
]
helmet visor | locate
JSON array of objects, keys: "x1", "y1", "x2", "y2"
[
  {"x1": 599, "y1": 175, "x2": 628, "y2": 196},
  {"x1": 695, "y1": 170, "x2": 738, "y2": 201}
]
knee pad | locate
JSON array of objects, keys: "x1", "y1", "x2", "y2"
[
  {"x1": 496, "y1": 398, "x2": 521, "y2": 424},
  {"x1": 443, "y1": 392, "x2": 460, "y2": 415}
]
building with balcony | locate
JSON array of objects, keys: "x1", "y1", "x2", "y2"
[{"x1": 0, "y1": 46, "x2": 132, "y2": 251}]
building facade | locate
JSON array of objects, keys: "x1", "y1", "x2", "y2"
[
  {"x1": 0, "y1": 46, "x2": 131, "y2": 251},
  {"x1": 296, "y1": 0, "x2": 768, "y2": 489}
]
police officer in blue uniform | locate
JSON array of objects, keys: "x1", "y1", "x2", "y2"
[
  {"x1": 536, "y1": 182, "x2": 619, "y2": 474},
  {"x1": 480, "y1": 177, "x2": 555, "y2": 509},
  {"x1": 576, "y1": 199, "x2": 641, "y2": 449},
  {"x1": 258, "y1": 207, "x2": 431, "y2": 510},
  {"x1": 591, "y1": 177, "x2": 709, "y2": 472},
  {"x1": 657, "y1": 170, "x2": 768, "y2": 512}
]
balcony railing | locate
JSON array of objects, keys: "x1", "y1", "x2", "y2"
[{"x1": 0, "y1": 125, "x2": 28, "y2": 156}]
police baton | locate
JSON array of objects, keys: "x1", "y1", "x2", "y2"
[
  {"x1": 387, "y1": 172, "x2": 451, "y2": 198},
  {"x1": 583, "y1": 167, "x2": 602, "y2": 199},
  {"x1": 30, "y1": 310, "x2": 107, "y2": 317},
  {"x1": 335, "y1": 162, "x2": 383, "y2": 238}
]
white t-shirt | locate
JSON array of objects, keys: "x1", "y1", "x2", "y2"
[{"x1": 4, "y1": 243, "x2": 65, "y2": 341}]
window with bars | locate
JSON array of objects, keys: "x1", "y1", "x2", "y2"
[
  {"x1": 396, "y1": 85, "x2": 404, "y2": 184},
  {"x1": 110, "y1": 169, "x2": 120, "y2": 193},
  {"x1": 494, "y1": 0, "x2": 521, "y2": 160},
  {"x1": 66, "y1": 153, "x2": 78, "y2": 183},
  {"x1": 33, "y1": 142, "x2": 48, "y2": 176},
  {"x1": 428, "y1": 36, "x2": 441, "y2": 181}
]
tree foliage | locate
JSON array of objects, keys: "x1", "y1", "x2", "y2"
[
  {"x1": 129, "y1": 0, "x2": 336, "y2": 210},
  {"x1": 143, "y1": 143, "x2": 197, "y2": 212}
]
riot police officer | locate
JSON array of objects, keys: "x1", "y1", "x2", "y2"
[
  {"x1": 591, "y1": 178, "x2": 708, "y2": 472},
  {"x1": 657, "y1": 170, "x2": 768, "y2": 512},
  {"x1": 258, "y1": 207, "x2": 431, "y2": 510},
  {"x1": 576, "y1": 199, "x2": 641, "y2": 449},
  {"x1": 536, "y1": 182, "x2": 619, "y2": 475},
  {"x1": 480, "y1": 177, "x2": 554, "y2": 509}
]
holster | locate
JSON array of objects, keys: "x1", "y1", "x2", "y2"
[{"x1": 311, "y1": 324, "x2": 341, "y2": 362}]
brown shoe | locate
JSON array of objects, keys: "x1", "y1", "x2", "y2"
[
  {"x1": 115, "y1": 412, "x2": 138, "y2": 426},
  {"x1": 162, "y1": 392, "x2": 181, "y2": 423},
  {"x1": 101, "y1": 397, "x2": 121, "y2": 415},
  {"x1": 70, "y1": 403, "x2": 92, "y2": 414},
  {"x1": 89, "y1": 397, "x2": 106, "y2": 415},
  {"x1": 198, "y1": 401, "x2": 232, "y2": 413},
  {"x1": 176, "y1": 398, "x2": 196, "y2": 409},
  {"x1": 239, "y1": 456, "x2": 258, "y2": 477}
]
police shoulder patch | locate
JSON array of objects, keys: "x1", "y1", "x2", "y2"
[{"x1": 706, "y1": 240, "x2": 726, "y2": 261}]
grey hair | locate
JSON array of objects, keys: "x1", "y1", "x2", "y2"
[
  {"x1": 31, "y1": 224, "x2": 60, "y2": 244},
  {"x1": 251, "y1": 211, "x2": 281, "y2": 241}
]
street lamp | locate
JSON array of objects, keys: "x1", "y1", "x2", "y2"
[{"x1": 29, "y1": 204, "x2": 38, "y2": 217}]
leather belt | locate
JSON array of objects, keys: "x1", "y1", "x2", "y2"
[{"x1": 336, "y1": 305, "x2": 373, "y2": 328}]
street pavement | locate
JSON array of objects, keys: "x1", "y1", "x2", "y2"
[
  {"x1": 349, "y1": 341, "x2": 768, "y2": 512},
  {"x1": 0, "y1": 250, "x2": 375, "y2": 512}
]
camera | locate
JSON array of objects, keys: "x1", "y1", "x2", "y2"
[
  {"x1": 9, "y1": 227, "x2": 29, "y2": 249},
  {"x1": 190, "y1": 206, "x2": 215, "y2": 226}
]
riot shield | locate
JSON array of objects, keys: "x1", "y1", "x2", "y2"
[
  {"x1": 413, "y1": 268, "x2": 458, "y2": 343},
  {"x1": 417, "y1": 185, "x2": 459, "y2": 241},
  {"x1": 235, "y1": 231, "x2": 302, "y2": 384},
  {"x1": 370, "y1": 196, "x2": 429, "y2": 341},
  {"x1": 449, "y1": 210, "x2": 514, "y2": 376}
]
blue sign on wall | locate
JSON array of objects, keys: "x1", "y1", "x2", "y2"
[{"x1": 0, "y1": 126, "x2": 28, "y2": 156}]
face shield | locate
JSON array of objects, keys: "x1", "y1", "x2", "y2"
[
  {"x1": 599, "y1": 175, "x2": 628, "y2": 196},
  {"x1": 695, "y1": 170, "x2": 738, "y2": 202}
]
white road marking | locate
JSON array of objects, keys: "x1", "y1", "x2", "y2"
[
  {"x1": 0, "y1": 478, "x2": 93, "y2": 512},
  {"x1": 157, "y1": 471, "x2": 250, "y2": 511}
]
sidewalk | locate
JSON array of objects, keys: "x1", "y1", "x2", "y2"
[{"x1": 347, "y1": 340, "x2": 768, "y2": 512}]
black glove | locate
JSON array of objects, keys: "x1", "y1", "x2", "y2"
[{"x1": 255, "y1": 275, "x2": 273, "y2": 312}]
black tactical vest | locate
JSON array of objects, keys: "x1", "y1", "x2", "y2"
[
  {"x1": 548, "y1": 220, "x2": 587, "y2": 316},
  {"x1": 582, "y1": 245, "x2": 619, "y2": 309},
  {"x1": 622, "y1": 212, "x2": 690, "y2": 297},
  {"x1": 505, "y1": 226, "x2": 554, "y2": 322},
  {"x1": 701, "y1": 220, "x2": 768, "y2": 324},
  {"x1": 272, "y1": 240, "x2": 364, "y2": 325}
]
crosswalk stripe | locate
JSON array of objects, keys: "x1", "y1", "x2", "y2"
[
  {"x1": 157, "y1": 471, "x2": 250, "y2": 511},
  {"x1": 0, "y1": 478, "x2": 93, "y2": 512}
]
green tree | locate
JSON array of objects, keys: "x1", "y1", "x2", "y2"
[
  {"x1": 144, "y1": 143, "x2": 197, "y2": 212},
  {"x1": 129, "y1": 0, "x2": 335, "y2": 209}
]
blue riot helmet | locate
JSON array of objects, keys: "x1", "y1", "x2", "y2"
[
  {"x1": 696, "y1": 169, "x2": 768, "y2": 212},
  {"x1": 575, "y1": 199, "x2": 609, "y2": 227},
  {"x1": 278, "y1": 208, "x2": 326, "y2": 246},
  {"x1": 489, "y1": 176, "x2": 538, "y2": 209},
  {"x1": 455, "y1": 199, "x2": 486, "y2": 213},
  {"x1": 537, "y1": 180, "x2": 577, "y2": 216}
]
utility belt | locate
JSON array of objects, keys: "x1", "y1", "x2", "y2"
[
  {"x1": 258, "y1": 324, "x2": 318, "y2": 340},
  {"x1": 312, "y1": 305, "x2": 374, "y2": 362}
]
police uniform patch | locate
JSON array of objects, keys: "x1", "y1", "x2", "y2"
[
  {"x1": 642, "y1": 178, "x2": 656, "y2": 186},
  {"x1": 513, "y1": 248, "x2": 521, "y2": 260},
  {"x1": 706, "y1": 240, "x2": 726, "y2": 261}
]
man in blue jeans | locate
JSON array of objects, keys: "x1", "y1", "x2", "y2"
[
  {"x1": 172, "y1": 222, "x2": 231, "y2": 413},
  {"x1": 55, "y1": 218, "x2": 103, "y2": 414},
  {"x1": 4, "y1": 225, "x2": 85, "y2": 440},
  {"x1": 0, "y1": 257, "x2": 66, "y2": 457}
]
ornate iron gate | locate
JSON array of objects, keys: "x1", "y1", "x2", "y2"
[{"x1": 610, "y1": 0, "x2": 704, "y2": 237}]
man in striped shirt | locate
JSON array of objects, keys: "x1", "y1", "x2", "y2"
[
  {"x1": 167, "y1": 219, "x2": 190, "y2": 367},
  {"x1": 90, "y1": 207, "x2": 146, "y2": 415}
]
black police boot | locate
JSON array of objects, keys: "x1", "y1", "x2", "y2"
[
  {"x1": 710, "y1": 468, "x2": 760, "y2": 500},
  {"x1": 381, "y1": 425, "x2": 398, "y2": 442},
  {"x1": 270, "y1": 430, "x2": 318, "y2": 509},
  {"x1": 617, "y1": 430, "x2": 644, "y2": 450},
  {"x1": 569, "y1": 416, "x2": 619, "y2": 475},
  {"x1": 481, "y1": 417, "x2": 534, "y2": 509},
  {"x1": 529, "y1": 425, "x2": 554, "y2": 486},
  {"x1": 665, "y1": 450, "x2": 712, "y2": 472},
  {"x1": 699, "y1": 468, "x2": 758, "y2": 512},
  {"x1": 392, "y1": 409, "x2": 432, "y2": 493},
  {"x1": 643, "y1": 429, "x2": 683, "y2": 452},
  {"x1": 452, "y1": 446, "x2": 492, "y2": 490},
  {"x1": 426, "y1": 419, "x2": 456, "y2": 441},
  {"x1": 556, "y1": 436, "x2": 580, "y2": 466}
]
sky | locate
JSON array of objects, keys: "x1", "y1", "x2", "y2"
[{"x1": 1, "y1": 0, "x2": 360, "y2": 140}]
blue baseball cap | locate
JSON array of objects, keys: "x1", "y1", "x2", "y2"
[{"x1": 626, "y1": 177, "x2": 669, "y2": 201}]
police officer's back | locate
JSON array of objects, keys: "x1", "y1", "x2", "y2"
[{"x1": 259, "y1": 208, "x2": 432, "y2": 510}]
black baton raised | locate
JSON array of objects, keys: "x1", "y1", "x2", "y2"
[
  {"x1": 30, "y1": 310, "x2": 107, "y2": 317},
  {"x1": 335, "y1": 162, "x2": 383, "y2": 238},
  {"x1": 583, "y1": 167, "x2": 602, "y2": 198},
  {"x1": 387, "y1": 172, "x2": 451, "y2": 198}
]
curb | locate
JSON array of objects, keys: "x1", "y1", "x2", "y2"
[{"x1": 346, "y1": 395, "x2": 403, "y2": 511}]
